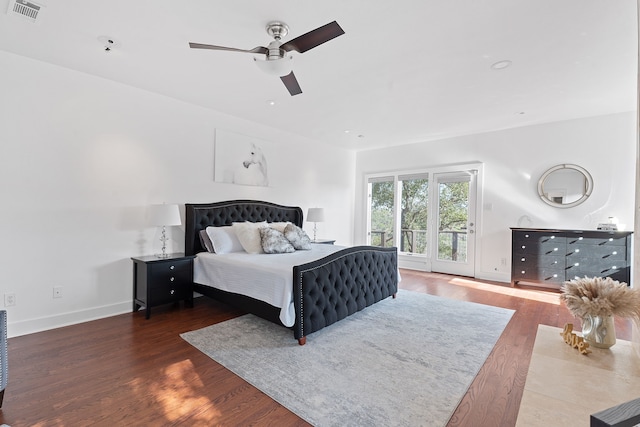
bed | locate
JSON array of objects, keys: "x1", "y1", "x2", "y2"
[{"x1": 185, "y1": 200, "x2": 398, "y2": 345}]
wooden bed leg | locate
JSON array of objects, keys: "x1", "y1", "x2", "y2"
[
  {"x1": 298, "y1": 336, "x2": 306, "y2": 346},
  {"x1": 393, "y1": 293, "x2": 397, "y2": 299}
]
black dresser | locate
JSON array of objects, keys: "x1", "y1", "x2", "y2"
[{"x1": 511, "y1": 228, "x2": 632, "y2": 287}]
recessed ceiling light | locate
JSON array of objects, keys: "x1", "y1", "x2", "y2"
[
  {"x1": 491, "y1": 60, "x2": 512, "y2": 70},
  {"x1": 344, "y1": 130, "x2": 350, "y2": 134},
  {"x1": 266, "y1": 100, "x2": 276, "y2": 106}
]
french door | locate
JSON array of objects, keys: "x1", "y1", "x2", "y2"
[
  {"x1": 429, "y1": 171, "x2": 477, "y2": 277},
  {"x1": 366, "y1": 164, "x2": 480, "y2": 277}
]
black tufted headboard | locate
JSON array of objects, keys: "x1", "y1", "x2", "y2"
[{"x1": 184, "y1": 200, "x2": 304, "y2": 256}]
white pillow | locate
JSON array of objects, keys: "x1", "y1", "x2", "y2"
[
  {"x1": 269, "y1": 222, "x2": 291, "y2": 233},
  {"x1": 232, "y1": 221, "x2": 268, "y2": 254},
  {"x1": 205, "y1": 226, "x2": 244, "y2": 254}
]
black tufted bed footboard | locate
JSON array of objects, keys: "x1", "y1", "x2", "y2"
[
  {"x1": 185, "y1": 200, "x2": 398, "y2": 345},
  {"x1": 293, "y1": 245, "x2": 397, "y2": 344}
]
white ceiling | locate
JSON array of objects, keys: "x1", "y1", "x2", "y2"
[{"x1": 0, "y1": 0, "x2": 637, "y2": 150}]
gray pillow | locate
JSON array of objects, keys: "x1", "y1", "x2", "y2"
[
  {"x1": 260, "y1": 227, "x2": 295, "y2": 254},
  {"x1": 284, "y1": 223, "x2": 312, "y2": 250},
  {"x1": 199, "y1": 230, "x2": 214, "y2": 252}
]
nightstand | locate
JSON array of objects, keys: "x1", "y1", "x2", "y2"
[
  {"x1": 312, "y1": 239, "x2": 336, "y2": 244},
  {"x1": 132, "y1": 253, "x2": 195, "y2": 319}
]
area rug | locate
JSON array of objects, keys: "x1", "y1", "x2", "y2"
[{"x1": 181, "y1": 291, "x2": 514, "y2": 427}]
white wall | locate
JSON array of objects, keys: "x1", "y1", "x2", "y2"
[
  {"x1": 355, "y1": 112, "x2": 637, "y2": 282},
  {"x1": 0, "y1": 50, "x2": 356, "y2": 337}
]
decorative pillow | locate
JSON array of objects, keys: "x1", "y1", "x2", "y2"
[
  {"x1": 260, "y1": 227, "x2": 295, "y2": 254},
  {"x1": 269, "y1": 222, "x2": 291, "y2": 233},
  {"x1": 283, "y1": 223, "x2": 312, "y2": 250},
  {"x1": 199, "y1": 230, "x2": 214, "y2": 253},
  {"x1": 205, "y1": 226, "x2": 244, "y2": 254},
  {"x1": 232, "y1": 221, "x2": 268, "y2": 254}
]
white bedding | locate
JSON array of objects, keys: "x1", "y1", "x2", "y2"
[{"x1": 194, "y1": 243, "x2": 345, "y2": 327}]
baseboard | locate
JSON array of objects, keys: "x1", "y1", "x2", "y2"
[
  {"x1": 7, "y1": 301, "x2": 132, "y2": 338},
  {"x1": 475, "y1": 270, "x2": 511, "y2": 283}
]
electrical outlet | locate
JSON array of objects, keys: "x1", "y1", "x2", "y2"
[
  {"x1": 4, "y1": 293, "x2": 15, "y2": 307},
  {"x1": 53, "y1": 286, "x2": 63, "y2": 299}
]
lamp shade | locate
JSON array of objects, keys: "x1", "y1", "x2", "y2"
[
  {"x1": 307, "y1": 208, "x2": 325, "y2": 223},
  {"x1": 148, "y1": 204, "x2": 181, "y2": 226}
]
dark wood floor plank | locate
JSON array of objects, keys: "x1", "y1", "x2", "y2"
[{"x1": 0, "y1": 270, "x2": 633, "y2": 426}]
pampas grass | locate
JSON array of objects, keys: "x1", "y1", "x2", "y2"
[{"x1": 560, "y1": 276, "x2": 640, "y2": 319}]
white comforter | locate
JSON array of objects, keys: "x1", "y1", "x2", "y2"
[{"x1": 194, "y1": 244, "x2": 344, "y2": 327}]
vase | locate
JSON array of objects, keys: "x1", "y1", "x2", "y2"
[{"x1": 582, "y1": 314, "x2": 616, "y2": 349}]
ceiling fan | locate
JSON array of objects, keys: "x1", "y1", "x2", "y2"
[{"x1": 189, "y1": 21, "x2": 345, "y2": 96}]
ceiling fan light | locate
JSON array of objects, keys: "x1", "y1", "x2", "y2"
[{"x1": 254, "y1": 56, "x2": 293, "y2": 76}]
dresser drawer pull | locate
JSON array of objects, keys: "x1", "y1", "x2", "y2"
[
  {"x1": 521, "y1": 257, "x2": 526, "y2": 262},
  {"x1": 521, "y1": 245, "x2": 526, "y2": 249},
  {"x1": 170, "y1": 265, "x2": 175, "y2": 270},
  {"x1": 170, "y1": 277, "x2": 175, "y2": 282},
  {"x1": 170, "y1": 289, "x2": 175, "y2": 295}
]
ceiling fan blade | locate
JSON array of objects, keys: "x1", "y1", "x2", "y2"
[
  {"x1": 281, "y1": 71, "x2": 302, "y2": 96},
  {"x1": 189, "y1": 42, "x2": 268, "y2": 55},
  {"x1": 280, "y1": 21, "x2": 344, "y2": 53}
]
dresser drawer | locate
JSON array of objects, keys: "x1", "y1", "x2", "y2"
[
  {"x1": 513, "y1": 266, "x2": 564, "y2": 285},
  {"x1": 149, "y1": 259, "x2": 192, "y2": 287},
  {"x1": 515, "y1": 254, "x2": 564, "y2": 270},
  {"x1": 148, "y1": 282, "x2": 190, "y2": 306},
  {"x1": 566, "y1": 235, "x2": 627, "y2": 247},
  {"x1": 513, "y1": 231, "x2": 565, "y2": 255},
  {"x1": 565, "y1": 245, "x2": 626, "y2": 261}
]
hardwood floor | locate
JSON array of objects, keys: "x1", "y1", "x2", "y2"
[{"x1": 0, "y1": 270, "x2": 633, "y2": 426}]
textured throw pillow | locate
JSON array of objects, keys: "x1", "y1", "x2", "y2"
[
  {"x1": 283, "y1": 223, "x2": 312, "y2": 250},
  {"x1": 199, "y1": 230, "x2": 214, "y2": 252},
  {"x1": 232, "y1": 221, "x2": 268, "y2": 254},
  {"x1": 260, "y1": 227, "x2": 295, "y2": 254},
  {"x1": 205, "y1": 226, "x2": 244, "y2": 254}
]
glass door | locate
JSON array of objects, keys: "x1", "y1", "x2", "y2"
[
  {"x1": 430, "y1": 171, "x2": 477, "y2": 277},
  {"x1": 367, "y1": 177, "x2": 395, "y2": 248}
]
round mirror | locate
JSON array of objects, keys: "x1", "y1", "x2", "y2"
[{"x1": 537, "y1": 164, "x2": 593, "y2": 208}]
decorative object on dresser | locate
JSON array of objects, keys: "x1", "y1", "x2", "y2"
[
  {"x1": 306, "y1": 207, "x2": 325, "y2": 242},
  {"x1": 148, "y1": 203, "x2": 182, "y2": 258},
  {"x1": 511, "y1": 228, "x2": 632, "y2": 288},
  {"x1": 132, "y1": 253, "x2": 195, "y2": 319},
  {"x1": 560, "y1": 276, "x2": 640, "y2": 349}
]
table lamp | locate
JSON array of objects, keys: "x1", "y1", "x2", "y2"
[
  {"x1": 306, "y1": 207, "x2": 325, "y2": 242},
  {"x1": 148, "y1": 204, "x2": 181, "y2": 257}
]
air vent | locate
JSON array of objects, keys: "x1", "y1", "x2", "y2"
[{"x1": 7, "y1": 0, "x2": 44, "y2": 23}]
